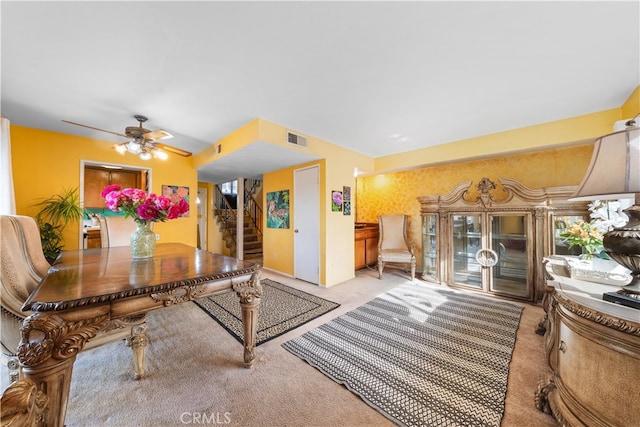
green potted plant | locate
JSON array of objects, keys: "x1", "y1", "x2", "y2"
[{"x1": 34, "y1": 187, "x2": 83, "y2": 264}]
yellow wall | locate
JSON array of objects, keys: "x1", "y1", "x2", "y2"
[
  {"x1": 214, "y1": 118, "x2": 373, "y2": 287},
  {"x1": 11, "y1": 126, "x2": 198, "y2": 250},
  {"x1": 262, "y1": 167, "x2": 296, "y2": 274},
  {"x1": 356, "y1": 144, "x2": 594, "y2": 271},
  {"x1": 621, "y1": 85, "x2": 640, "y2": 120}
]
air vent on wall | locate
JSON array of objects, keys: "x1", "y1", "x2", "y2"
[{"x1": 287, "y1": 131, "x2": 307, "y2": 147}]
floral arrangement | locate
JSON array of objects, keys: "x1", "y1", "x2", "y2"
[
  {"x1": 560, "y1": 219, "x2": 604, "y2": 259},
  {"x1": 101, "y1": 185, "x2": 189, "y2": 224}
]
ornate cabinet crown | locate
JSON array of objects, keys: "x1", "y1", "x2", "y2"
[{"x1": 417, "y1": 177, "x2": 589, "y2": 302}]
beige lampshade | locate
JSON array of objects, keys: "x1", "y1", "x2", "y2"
[{"x1": 570, "y1": 126, "x2": 640, "y2": 201}]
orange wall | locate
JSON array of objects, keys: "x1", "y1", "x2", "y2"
[{"x1": 11, "y1": 126, "x2": 198, "y2": 250}]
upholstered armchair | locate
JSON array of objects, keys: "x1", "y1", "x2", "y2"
[
  {"x1": 99, "y1": 215, "x2": 139, "y2": 247},
  {"x1": 377, "y1": 214, "x2": 416, "y2": 281},
  {"x1": 1, "y1": 215, "x2": 147, "y2": 384}
]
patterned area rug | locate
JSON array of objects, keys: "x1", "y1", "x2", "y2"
[
  {"x1": 282, "y1": 282, "x2": 523, "y2": 427},
  {"x1": 195, "y1": 278, "x2": 339, "y2": 346}
]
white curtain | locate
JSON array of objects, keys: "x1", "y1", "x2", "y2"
[{"x1": 0, "y1": 117, "x2": 16, "y2": 215}]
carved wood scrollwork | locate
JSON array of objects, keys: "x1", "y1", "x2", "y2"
[
  {"x1": 101, "y1": 313, "x2": 147, "y2": 333},
  {"x1": 232, "y1": 272, "x2": 263, "y2": 303},
  {"x1": 150, "y1": 285, "x2": 207, "y2": 306},
  {"x1": 555, "y1": 292, "x2": 640, "y2": 336},
  {"x1": 470, "y1": 177, "x2": 501, "y2": 207},
  {"x1": 17, "y1": 312, "x2": 109, "y2": 367},
  {"x1": 0, "y1": 378, "x2": 49, "y2": 427},
  {"x1": 534, "y1": 372, "x2": 555, "y2": 415}
]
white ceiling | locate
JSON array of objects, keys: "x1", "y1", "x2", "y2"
[{"x1": 2, "y1": 1, "x2": 639, "y2": 183}]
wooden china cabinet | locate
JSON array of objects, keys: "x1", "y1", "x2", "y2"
[{"x1": 418, "y1": 177, "x2": 589, "y2": 302}]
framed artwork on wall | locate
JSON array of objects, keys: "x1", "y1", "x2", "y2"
[
  {"x1": 343, "y1": 186, "x2": 351, "y2": 216},
  {"x1": 331, "y1": 190, "x2": 343, "y2": 212},
  {"x1": 267, "y1": 190, "x2": 290, "y2": 229},
  {"x1": 162, "y1": 185, "x2": 190, "y2": 217}
]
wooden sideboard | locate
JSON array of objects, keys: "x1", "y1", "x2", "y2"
[
  {"x1": 536, "y1": 256, "x2": 640, "y2": 426},
  {"x1": 86, "y1": 228, "x2": 101, "y2": 248},
  {"x1": 355, "y1": 223, "x2": 379, "y2": 270}
]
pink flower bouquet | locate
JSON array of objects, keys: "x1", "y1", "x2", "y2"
[{"x1": 101, "y1": 185, "x2": 189, "y2": 224}]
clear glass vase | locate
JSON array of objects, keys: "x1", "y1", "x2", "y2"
[{"x1": 130, "y1": 221, "x2": 156, "y2": 259}]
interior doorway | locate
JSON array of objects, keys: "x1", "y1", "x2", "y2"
[
  {"x1": 79, "y1": 160, "x2": 152, "y2": 248},
  {"x1": 293, "y1": 165, "x2": 320, "y2": 284}
]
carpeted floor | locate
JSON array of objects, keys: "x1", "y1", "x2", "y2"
[
  {"x1": 0, "y1": 269, "x2": 558, "y2": 427},
  {"x1": 283, "y1": 281, "x2": 523, "y2": 427},
  {"x1": 194, "y1": 278, "x2": 340, "y2": 345}
]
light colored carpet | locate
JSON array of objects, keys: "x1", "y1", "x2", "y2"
[{"x1": 1, "y1": 269, "x2": 559, "y2": 427}]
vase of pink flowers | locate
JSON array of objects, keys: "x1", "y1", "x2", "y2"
[{"x1": 101, "y1": 185, "x2": 189, "y2": 258}]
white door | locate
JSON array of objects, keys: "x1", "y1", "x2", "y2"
[
  {"x1": 197, "y1": 187, "x2": 207, "y2": 250},
  {"x1": 294, "y1": 166, "x2": 320, "y2": 284}
]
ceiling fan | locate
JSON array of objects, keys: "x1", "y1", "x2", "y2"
[{"x1": 62, "y1": 115, "x2": 192, "y2": 160}]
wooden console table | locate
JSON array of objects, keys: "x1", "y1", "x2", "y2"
[
  {"x1": 536, "y1": 256, "x2": 640, "y2": 426},
  {"x1": 18, "y1": 243, "x2": 262, "y2": 427}
]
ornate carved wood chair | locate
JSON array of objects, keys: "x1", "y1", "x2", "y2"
[
  {"x1": 377, "y1": 214, "x2": 416, "y2": 281},
  {"x1": 0, "y1": 215, "x2": 147, "y2": 384},
  {"x1": 99, "y1": 215, "x2": 139, "y2": 247},
  {"x1": 1, "y1": 377, "x2": 48, "y2": 427}
]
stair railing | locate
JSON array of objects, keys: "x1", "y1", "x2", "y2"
[
  {"x1": 245, "y1": 178, "x2": 261, "y2": 196},
  {"x1": 244, "y1": 186, "x2": 263, "y2": 236},
  {"x1": 214, "y1": 185, "x2": 237, "y2": 248}
]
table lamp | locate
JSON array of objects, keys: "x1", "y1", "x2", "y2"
[{"x1": 570, "y1": 114, "x2": 640, "y2": 298}]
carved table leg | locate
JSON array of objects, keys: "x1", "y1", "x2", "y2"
[
  {"x1": 232, "y1": 271, "x2": 263, "y2": 368},
  {"x1": 17, "y1": 311, "x2": 108, "y2": 427},
  {"x1": 125, "y1": 321, "x2": 148, "y2": 380}
]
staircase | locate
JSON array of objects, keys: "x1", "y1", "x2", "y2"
[{"x1": 213, "y1": 179, "x2": 263, "y2": 261}]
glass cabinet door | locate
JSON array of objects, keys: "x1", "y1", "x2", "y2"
[
  {"x1": 451, "y1": 214, "x2": 483, "y2": 289},
  {"x1": 552, "y1": 214, "x2": 588, "y2": 256},
  {"x1": 421, "y1": 214, "x2": 438, "y2": 282},
  {"x1": 490, "y1": 214, "x2": 530, "y2": 298}
]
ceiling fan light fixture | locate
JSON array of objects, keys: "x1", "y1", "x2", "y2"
[
  {"x1": 126, "y1": 140, "x2": 142, "y2": 154},
  {"x1": 153, "y1": 149, "x2": 168, "y2": 160},
  {"x1": 114, "y1": 144, "x2": 127, "y2": 155},
  {"x1": 64, "y1": 115, "x2": 191, "y2": 159}
]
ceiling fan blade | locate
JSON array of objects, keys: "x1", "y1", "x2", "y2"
[
  {"x1": 153, "y1": 142, "x2": 192, "y2": 157},
  {"x1": 143, "y1": 129, "x2": 173, "y2": 141},
  {"x1": 62, "y1": 120, "x2": 128, "y2": 138}
]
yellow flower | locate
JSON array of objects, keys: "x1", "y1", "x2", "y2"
[{"x1": 559, "y1": 220, "x2": 604, "y2": 258}]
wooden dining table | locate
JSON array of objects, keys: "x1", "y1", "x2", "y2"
[{"x1": 18, "y1": 243, "x2": 262, "y2": 427}]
